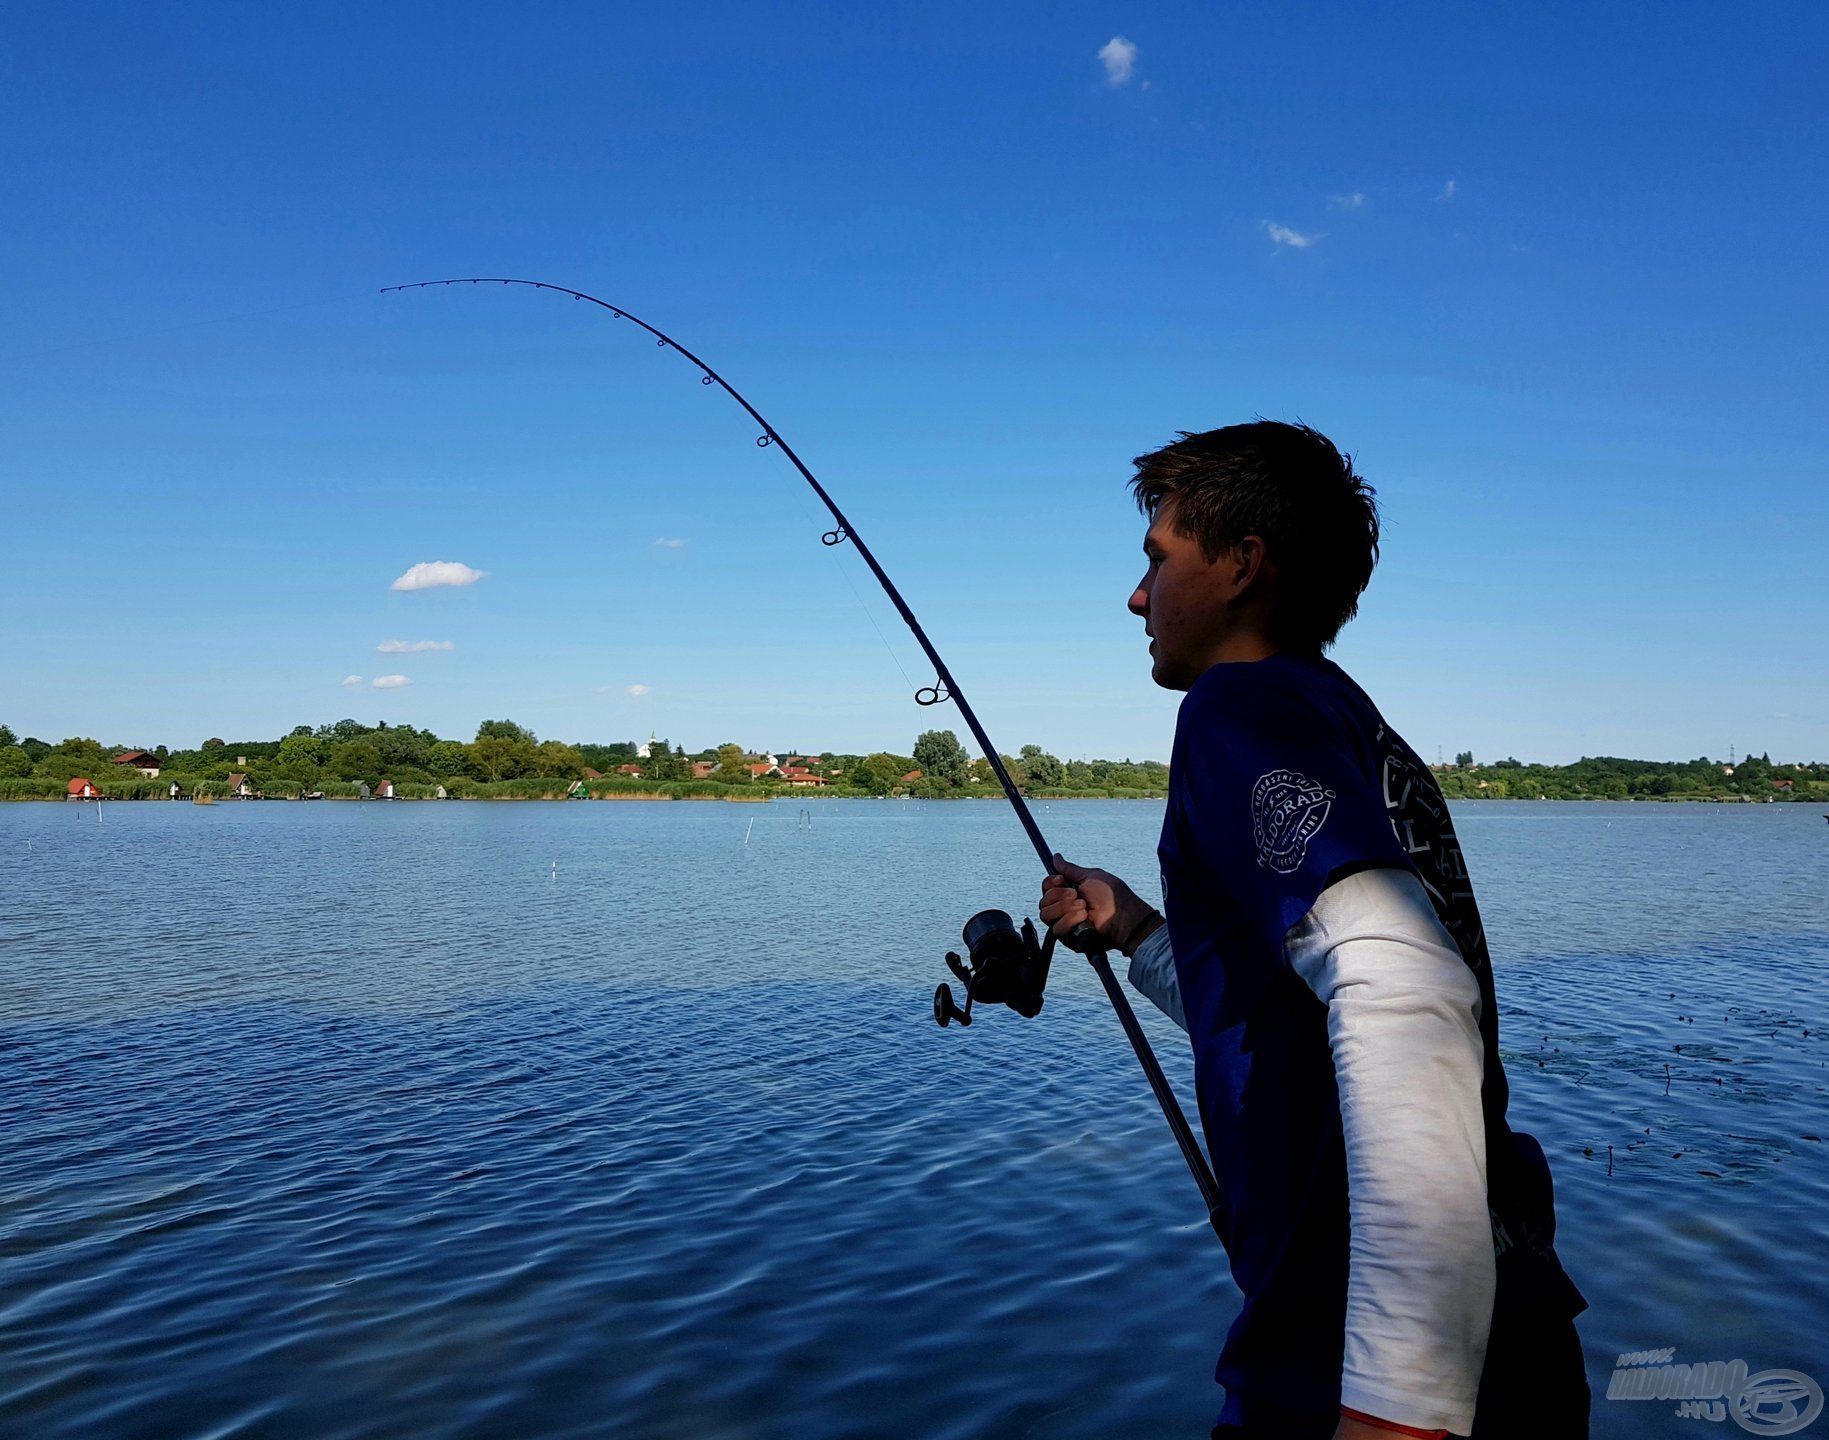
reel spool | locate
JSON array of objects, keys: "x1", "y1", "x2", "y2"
[{"x1": 933, "y1": 908, "x2": 1056, "y2": 1027}]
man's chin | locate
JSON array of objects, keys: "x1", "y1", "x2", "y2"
[{"x1": 1149, "y1": 655, "x2": 1193, "y2": 692}]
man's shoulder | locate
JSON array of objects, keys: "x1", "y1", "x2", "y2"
[{"x1": 1178, "y1": 654, "x2": 1354, "y2": 736}]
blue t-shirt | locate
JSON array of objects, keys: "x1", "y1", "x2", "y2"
[{"x1": 1159, "y1": 653, "x2": 1553, "y2": 1433}]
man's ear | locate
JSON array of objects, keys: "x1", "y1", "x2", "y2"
[{"x1": 1229, "y1": 535, "x2": 1272, "y2": 597}]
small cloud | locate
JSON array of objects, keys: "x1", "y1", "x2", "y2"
[
  {"x1": 626, "y1": 684, "x2": 650, "y2": 697},
  {"x1": 341, "y1": 675, "x2": 363, "y2": 687},
  {"x1": 651, "y1": 538, "x2": 687, "y2": 550},
  {"x1": 377, "y1": 639, "x2": 454, "y2": 654},
  {"x1": 1329, "y1": 192, "x2": 1367, "y2": 210},
  {"x1": 390, "y1": 561, "x2": 487, "y2": 591},
  {"x1": 1438, "y1": 178, "x2": 1457, "y2": 201},
  {"x1": 1265, "y1": 222, "x2": 1323, "y2": 250},
  {"x1": 372, "y1": 675, "x2": 410, "y2": 689},
  {"x1": 1098, "y1": 36, "x2": 1137, "y2": 85}
]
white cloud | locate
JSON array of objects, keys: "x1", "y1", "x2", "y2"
[
  {"x1": 1438, "y1": 178, "x2": 1457, "y2": 200},
  {"x1": 377, "y1": 639, "x2": 454, "y2": 653},
  {"x1": 1329, "y1": 192, "x2": 1367, "y2": 210},
  {"x1": 341, "y1": 675, "x2": 363, "y2": 687},
  {"x1": 390, "y1": 561, "x2": 487, "y2": 591},
  {"x1": 626, "y1": 684, "x2": 650, "y2": 697},
  {"x1": 651, "y1": 537, "x2": 687, "y2": 549},
  {"x1": 1098, "y1": 36, "x2": 1137, "y2": 85},
  {"x1": 1266, "y1": 222, "x2": 1323, "y2": 249},
  {"x1": 372, "y1": 675, "x2": 410, "y2": 689}
]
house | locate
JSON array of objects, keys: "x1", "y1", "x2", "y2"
[
  {"x1": 636, "y1": 733, "x2": 657, "y2": 759},
  {"x1": 113, "y1": 750, "x2": 161, "y2": 777},
  {"x1": 691, "y1": 761, "x2": 715, "y2": 779},
  {"x1": 433, "y1": 785, "x2": 447, "y2": 799},
  {"x1": 583, "y1": 767, "x2": 604, "y2": 780},
  {"x1": 900, "y1": 769, "x2": 922, "y2": 785},
  {"x1": 617, "y1": 763, "x2": 644, "y2": 777},
  {"x1": 567, "y1": 779, "x2": 590, "y2": 799},
  {"x1": 226, "y1": 772, "x2": 255, "y2": 798},
  {"x1": 66, "y1": 776, "x2": 100, "y2": 800},
  {"x1": 745, "y1": 762, "x2": 776, "y2": 778},
  {"x1": 780, "y1": 772, "x2": 827, "y2": 787},
  {"x1": 1772, "y1": 778, "x2": 1795, "y2": 792},
  {"x1": 373, "y1": 779, "x2": 395, "y2": 799}
]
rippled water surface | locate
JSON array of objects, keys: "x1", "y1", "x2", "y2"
[{"x1": 3, "y1": 799, "x2": 1825, "y2": 1438}]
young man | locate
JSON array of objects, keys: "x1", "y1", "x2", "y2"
[{"x1": 1038, "y1": 423, "x2": 1589, "y2": 1440}]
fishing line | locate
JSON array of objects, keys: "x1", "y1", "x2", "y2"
[{"x1": 381, "y1": 276, "x2": 1226, "y2": 1238}]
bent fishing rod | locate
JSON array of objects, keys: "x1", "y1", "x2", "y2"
[{"x1": 382, "y1": 277, "x2": 1225, "y2": 1239}]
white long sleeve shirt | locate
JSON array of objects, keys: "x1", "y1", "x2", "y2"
[{"x1": 1127, "y1": 866, "x2": 1493, "y2": 1435}]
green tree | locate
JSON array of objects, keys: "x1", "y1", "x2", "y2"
[
  {"x1": 425, "y1": 740, "x2": 471, "y2": 776},
  {"x1": 33, "y1": 738, "x2": 112, "y2": 783},
  {"x1": 858, "y1": 752, "x2": 908, "y2": 795},
  {"x1": 535, "y1": 740, "x2": 586, "y2": 776},
  {"x1": 913, "y1": 730, "x2": 968, "y2": 789},
  {"x1": 477, "y1": 719, "x2": 537, "y2": 745},
  {"x1": 0, "y1": 724, "x2": 15, "y2": 748},
  {"x1": 469, "y1": 735, "x2": 538, "y2": 780},
  {"x1": 715, "y1": 743, "x2": 750, "y2": 783},
  {"x1": 1018, "y1": 744, "x2": 1064, "y2": 789},
  {"x1": 1454, "y1": 750, "x2": 1474, "y2": 768},
  {"x1": 275, "y1": 732, "x2": 325, "y2": 781},
  {"x1": 0, "y1": 745, "x2": 32, "y2": 778},
  {"x1": 277, "y1": 732, "x2": 326, "y2": 768},
  {"x1": 329, "y1": 738, "x2": 383, "y2": 782}
]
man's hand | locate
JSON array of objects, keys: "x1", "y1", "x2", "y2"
[{"x1": 1039, "y1": 852, "x2": 1158, "y2": 954}]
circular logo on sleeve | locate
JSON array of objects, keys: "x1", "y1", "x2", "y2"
[{"x1": 1251, "y1": 769, "x2": 1335, "y2": 873}]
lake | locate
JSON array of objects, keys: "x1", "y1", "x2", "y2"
[{"x1": 2, "y1": 799, "x2": 1825, "y2": 1438}]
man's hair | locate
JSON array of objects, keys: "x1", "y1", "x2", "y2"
[{"x1": 1129, "y1": 421, "x2": 1381, "y2": 651}]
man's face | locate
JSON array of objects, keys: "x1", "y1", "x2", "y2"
[{"x1": 1128, "y1": 502, "x2": 1241, "y2": 690}]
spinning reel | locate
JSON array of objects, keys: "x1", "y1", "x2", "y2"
[{"x1": 933, "y1": 908, "x2": 1056, "y2": 1027}]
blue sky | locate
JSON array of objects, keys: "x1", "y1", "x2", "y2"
[{"x1": 4, "y1": 3, "x2": 1825, "y2": 763}]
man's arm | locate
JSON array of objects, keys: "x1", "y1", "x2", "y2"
[
  {"x1": 1288, "y1": 865, "x2": 1493, "y2": 1439},
  {"x1": 1042, "y1": 858, "x2": 1492, "y2": 1438}
]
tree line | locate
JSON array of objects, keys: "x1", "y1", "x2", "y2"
[
  {"x1": 0, "y1": 720, "x2": 1171, "y2": 799},
  {"x1": 3, "y1": 721, "x2": 1819, "y2": 802}
]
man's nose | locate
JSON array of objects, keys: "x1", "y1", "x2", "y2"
[{"x1": 1128, "y1": 583, "x2": 1149, "y2": 617}]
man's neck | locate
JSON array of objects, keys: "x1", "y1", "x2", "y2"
[{"x1": 1204, "y1": 632, "x2": 1281, "y2": 666}]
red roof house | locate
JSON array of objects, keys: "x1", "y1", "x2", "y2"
[
  {"x1": 617, "y1": 763, "x2": 644, "y2": 776},
  {"x1": 583, "y1": 767, "x2": 604, "y2": 780},
  {"x1": 113, "y1": 750, "x2": 161, "y2": 777},
  {"x1": 900, "y1": 769, "x2": 922, "y2": 785},
  {"x1": 66, "y1": 777, "x2": 99, "y2": 799},
  {"x1": 226, "y1": 772, "x2": 254, "y2": 797}
]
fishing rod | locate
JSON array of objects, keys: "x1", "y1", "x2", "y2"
[{"x1": 382, "y1": 277, "x2": 1225, "y2": 1239}]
